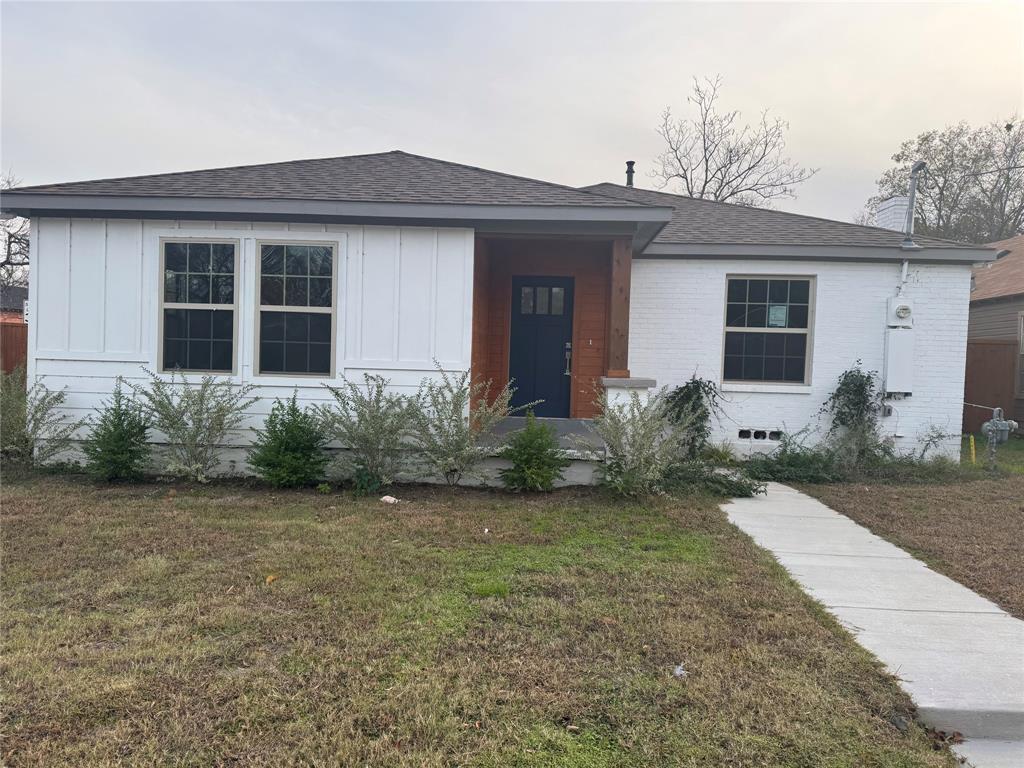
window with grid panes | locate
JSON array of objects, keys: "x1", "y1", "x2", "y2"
[{"x1": 723, "y1": 277, "x2": 812, "y2": 383}]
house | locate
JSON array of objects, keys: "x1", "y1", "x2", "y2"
[
  {"x1": 0, "y1": 284, "x2": 28, "y2": 373},
  {"x1": 964, "y1": 234, "x2": 1024, "y2": 433},
  {"x1": 0, "y1": 284, "x2": 28, "y2": 323},
  {"x1": 0, "y1": 150, "x2": 997, "y2": 475}
]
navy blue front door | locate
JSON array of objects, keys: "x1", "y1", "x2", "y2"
[{"x1": 509, "y1": 276, "x2": 574, "y2": 417}]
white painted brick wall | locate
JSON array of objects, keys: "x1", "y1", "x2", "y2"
[{"x1": 629, "y1": 258, "x2": 971, "y2": 459}]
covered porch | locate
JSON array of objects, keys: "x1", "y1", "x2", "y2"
[{"x1": 470, "y1": 234, "x2": 652, "y2": 420}]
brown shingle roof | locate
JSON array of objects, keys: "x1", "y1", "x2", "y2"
[
  {"x1": 972, "y1": 234, "x2": 1024, "y2": 302},
  {"x1": 8, "y1": 151, "x2": 640, "y2": 208},
  {"x1": 582, "y1": 182, "x2": 981, "y2": 250}
]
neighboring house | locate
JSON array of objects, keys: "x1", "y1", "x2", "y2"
[
  {"x1": 0, "y1": 284, "x2": 28, "y2": 373},
  {"x1": 0, "y1": 151, "x2": 997, "y2": 474},
  {"x1": 965, "y1": 234, "x2": 1024, "y2": 433},
  {"x1": 0, "y1": 284, "x2": 27, "y2": 323}
]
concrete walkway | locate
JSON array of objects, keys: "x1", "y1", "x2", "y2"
[{"x1": 723, "y1": 483, "x2": 1024, "y2": 768}]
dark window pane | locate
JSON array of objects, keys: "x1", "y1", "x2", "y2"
[
  {"x1": 742, "y1": 356, "x2": 765, "y2": 381},
  {"x1": 212, "y1": 275, "x2": 234, "y2": 305},
  {"x1": 308, "y1": 344, "x2": 331, "y2": 374},
  {"x1": 262, "y1": 245, "x2": 284, "y2": 275},
  {"x1": 724, "y1": 332, "x2": 743, "y2": 355},
  {"x1": 743, "y1": 332, "x2": 765, "y2": 356},
  {"x1": 165, "y1": 243, "x2": 187, "y2": 272},
  {"x1": 520, "y1": 286, "x2": 533, "y2": 314},
  {"x1": 724, "y1": 355, "x2": 743, "y2": 380},
  {"x1": 188, "y1": 243, "x2": 211, "y2": 273},
  {"x1": 285, "y1": 313, "x2": 309, "y2": 342},
  {"x1": 785, "y1": 333, "x2": 807, "y2": 356},
  {"x1": 748, "y1": 279, "x2": 768, "y2": 302},
  {"x1": 260, "y1": 341, "x2": 284, "y2": 372},
  {"x1": 188, "y1": 275, "x2": 210, "y2": 304},
  {"x1": 746, "y1": 304, "x2": 767, "y2": 327},
  {"x1": 188, "y1": 309, "x2": 212, "y2": 339},
  {"x1": 764, "y1": 357, "x2": 785, "y2": 381},
  {"x1": 309, "y1": 313, "x2": 331, "y2": 343},
  {"x1": 260, "y1": 312, "x2": 285, "y2": 341},
  {"x1": 286, "y1": 277, "x2": 308, "y2": 306},
  {"x1": 285, "y1": 343, "x2": 308, "y2": 373},
  {"x1": 286, "y1": 245, "x2": 309, "y2": 275},
  {"x1": 789, "y1": 280, "x2": 810, "y2": 304},
  {"x1": 164, "y1": 308, "x2": 186, "y2": 338},
  {"x1": 188, "y1": 340, "x2": 212, "y2": 371},
  {"x1": 784, "y1": 357, "x2": 806, "y2": 382},
  {"x1": 211, "y1": 341, "x2": 232, "y2": 371},
  {"x1": 309, "y1": 247, "x2": 332, "y2": 276},
  {"x1": 769, "y1": 280, "x2": 789, "y2": 303},
  {"x1": 551, "y1": 287, "x2": 564, "y2": 315},
  {"x1": 163, "y1": 339, "x2": 187, "y2": 370},
  {"x1": 727, "y1": 279, "x2": 747, "y2": 302},
  {"x1": 726, "y1": 303, "x2": 746, "y2": 326},
  {"x1": 788, "y1": 305, "x2": 809, "y2": 329},
  {"x1": 536, "y1": 287, "x2": 550, "y2": 315},
  {"x1": 765, "y1": 334, "x2": 786, "y2": 355},
  {"x1": 309, "y1": 278, "x2": 332, "y2": 307},
  {"x1": 164, "y1": 272, "x2": 187, "y2": 303},
  {"x1": 212, "y1": 244, "x2": 234, "y2": 274},
  {"x1": 211, "y1": 310, "x2": 233, "y2": 340},
  {"x1": 261, "y1": 276, "x2": 284, "y2": 306}
]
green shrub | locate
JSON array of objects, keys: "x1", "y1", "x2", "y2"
[
  {"x1": 82, "y1": 379, "x2": 151, "y2": 481},
  {"x1": 318, "y1": 374, "x2": 416, "y2": 491},
  {"x1": 663, "y1": 460, "x2": 765, "y2": 498},
  {"x1": 1, "y1": 365, "x2": 85, "y2": 473},
  {"x1": 134, "y1": 369, "x2": 258, "y2": 482},
  {"x1": 584, "y1": 389, "x2": 696, "y2": 498},
  {"x1": 744, "y1": 431, "x2": 842, "y2": 484},
  {"x1": 665, "y1": 377, "x2": 721, "y2": 458},
  {"x1": 410, "y1": 365, "x2": 531, "y2": 486},
  {"x1": 701, "y1": 440, "x2": 738, "y2": 466},
  {"x1": 499, "y1": 411, "x2": 571, "y2": 492},
  {"x1": 248, "y1": 394, "x2": 329, "y2": 488}
]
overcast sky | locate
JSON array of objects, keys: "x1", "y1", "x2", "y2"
[{"x1": 2, "y1": 1, "x2": 1021, "y2": 221}]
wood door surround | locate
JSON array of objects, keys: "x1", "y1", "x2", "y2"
[{"x1": 471, "y1": 236, "x2": 631, "y2": 419}]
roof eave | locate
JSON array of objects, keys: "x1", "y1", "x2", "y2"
[{"x1": 640, "y1": 241, "x2": 998, "y2": 264}]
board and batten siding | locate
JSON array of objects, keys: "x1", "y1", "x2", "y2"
[
  {"x1": 28, "y1": 218, "x2": 474, "y2": 469},
  {"x1": 629, "y1": 258, "x2": 973, "y2": 459}
]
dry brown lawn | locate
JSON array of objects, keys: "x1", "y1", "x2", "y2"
[
  {"x1": 805, "y1": 473, "x2": 1024, "y2": 620},
  {"x1": 1, "y1": 476, "x2": 955, "y2": 767}
]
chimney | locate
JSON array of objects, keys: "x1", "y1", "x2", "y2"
[
  {"x1": 875, "y1": 196, "x2": 909, "y2": 232},
  {"x1": 625, "y1": 160, "x2": 635, "y2": 187}
]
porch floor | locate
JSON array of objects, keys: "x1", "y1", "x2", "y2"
[{"x1": 495, "y1": 417, "x2": 602, "y2": 450}]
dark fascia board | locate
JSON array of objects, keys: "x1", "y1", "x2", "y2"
[
  {"x1": 0, "y1": 192, "x2": 674, "y2": 225},
  {"x1": 639, "y1": 241, "x2": 999, "y2": 264}
]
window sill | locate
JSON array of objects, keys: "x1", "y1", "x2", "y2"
[{"x1": 721, "y1": 382, "x2": 813, "y2": 395}]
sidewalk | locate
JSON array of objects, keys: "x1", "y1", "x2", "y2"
[{"x1": 723, "y1": 483, "x2": 1024, "y2": 768}]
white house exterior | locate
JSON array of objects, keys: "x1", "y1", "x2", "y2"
[{"x1": 2, "y1": 151, "x2": 996, "y2": 476}]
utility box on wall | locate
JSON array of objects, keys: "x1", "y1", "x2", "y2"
[{"x1": 884, "y1": 327, "x2": 915, "y2": 395}]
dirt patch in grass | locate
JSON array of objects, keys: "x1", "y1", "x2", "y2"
[
  {"x1": 1, "y1": 477, "x2": 954, "y2": 767},
  {"x1": 805, "y1": 474, "x2": 1024, "y2": 619}
]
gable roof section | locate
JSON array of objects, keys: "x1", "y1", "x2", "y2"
[
  {"x1": 971, "y1": 234, "x2": 1024, "y2": 302},
  {"x1": 7, "y1": 151, "x2": 639, "y2": 208},
  {"x1": 582, "y1": 183, "x2": 995, "y2": 261}
]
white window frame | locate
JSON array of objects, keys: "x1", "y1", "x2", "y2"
[
  {"x1": 721, "y1": 274, "x2": 816, "y2": 386},
  {"x1": 158, "y1": 237, "x2": 240, "y2": 375},
  {"x1": 254, "y1": 239, "x2": 339, "y2": 378}
]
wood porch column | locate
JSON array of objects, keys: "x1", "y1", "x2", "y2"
[{"x1": 607, "y1": 236, "x2": 632, "y2": 378}]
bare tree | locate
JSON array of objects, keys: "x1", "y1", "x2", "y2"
[
  {"x1": 1, "y1": 171, "x2": 29, "y2": 288},
  {"x1": 653, "y1": 76, "x2": 817, "y2": 207},
  {"x1": 866, "y1": 119, "x2": 1024, "y2": 243}
]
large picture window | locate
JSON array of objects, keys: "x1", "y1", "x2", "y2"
[
  {"x1": 256, "y1": 242, "x2": 335, "y2": 375},
  {"x1": 161, "y1": 240, "x2": 237, "y2": 373},
  {"x1": 723, "y1": 276, "x2": 813, "y2": 384}
]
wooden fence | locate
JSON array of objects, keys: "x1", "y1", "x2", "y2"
[
  {"x1": 963, "y1": 339, "x2": 1018, "y2": 433},
  {"x1": 0, "y1": 321, "x2": 28, "y2": 374}
]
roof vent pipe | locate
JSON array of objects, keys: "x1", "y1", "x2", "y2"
[
  {"x1": 625, "y1": 160, "x2": 635, "y2": 187},
  {"x1": 901, "y1": 160, "x2": 926, "y2": 251}
]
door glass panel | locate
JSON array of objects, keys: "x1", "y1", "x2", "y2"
[
  {"x1": 536, "y1": 287, "x2": 550, "y2": 315},
  {"x1": 551, "y1": 287, "x2": 564, "y2": 315},
  {"x1": 520, "y1": 286, "x2": 534, "y2": 314}
]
